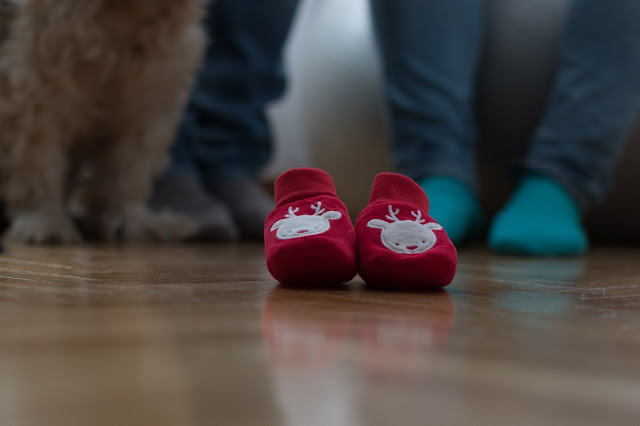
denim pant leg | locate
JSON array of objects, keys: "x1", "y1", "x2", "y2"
[
  {"x1": 369, "y1": 0, "x2": 485, "y2": 190},
  {"x1": 169, "y1": 0, "x2": 300, "y2": 184},
  {"x1": 524, "y1": 0, "x2": 640, "y2": 210}
]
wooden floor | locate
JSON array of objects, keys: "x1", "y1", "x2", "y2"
[{"x1": 0, "y1": 243, "x2": 639, "y2": 426}]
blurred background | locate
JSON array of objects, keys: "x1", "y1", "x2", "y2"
[{"x1": 265, "y1": 0, "x2": 640, "y2": 242}]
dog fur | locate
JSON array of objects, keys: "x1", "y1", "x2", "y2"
[{"x1": 0, "y1": 0, "x2": 206, "y2": 243}]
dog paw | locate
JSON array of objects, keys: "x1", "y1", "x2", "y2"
[
  {"x1": 4, "y1": 211, "x2": 83, "y2": 245},
  {"x1": 101, "y1": 207, "x2": 199, "y2": 243}
]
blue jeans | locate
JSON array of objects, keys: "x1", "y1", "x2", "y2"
[
  {"x1": 523, "y1": 0, "x2": 640, "y2": 208},
  {"x1": 169, "y1": 0, "x2": 300, "y2": 184},
  {"x1": 372, "y1": 0, "x2": 640, "y2": 209},
  {"x1": 170, "y1": 0, "x2": 640, "y2": 209}
]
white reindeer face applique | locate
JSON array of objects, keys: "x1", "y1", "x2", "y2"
[
  {"x1": 367, "y1": 205, "x2": 443, "y2": 254},
  {"x1": 271, "y1": 202, "x2": 342, "y2": 240}
]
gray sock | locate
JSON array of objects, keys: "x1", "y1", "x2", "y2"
[
  {"x1": 208, "y1": 179, "x2": 275, "y2": 241},
  {"x1": 149, "y1": 173, "x2": 240, "y2": 242}
]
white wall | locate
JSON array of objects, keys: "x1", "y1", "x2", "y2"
[
  {"x1": 265, "y1": 0, "x2": 387, "y2": 177},
  {"x1": 265, "y1": 0, "x2": 390, "y2": 216}
]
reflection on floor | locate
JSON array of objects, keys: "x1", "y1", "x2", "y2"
[{"x1": 0, "y1": 243, "x2": 638, "y2": 426}]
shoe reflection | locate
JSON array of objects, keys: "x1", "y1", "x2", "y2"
[
  {"x1": 488, "y1": 256, "x2": 586, "y2": 315},
  {"x1": 262, "y1": 286, "x2": 456, "y2": 364},
  {"x1": 489, "y1": 256, "x2": 586, "y2": 286},
  {"x1": 261, "y1": 285, "x2": 456, "y2": 426}
]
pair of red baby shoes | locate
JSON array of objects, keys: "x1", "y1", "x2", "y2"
[{"x1": 264, "y1": 168, "x2": 457, "y2": 290}]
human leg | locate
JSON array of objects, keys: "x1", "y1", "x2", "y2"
[
  {"x1": 489, "y1": 0, "x2": 640, "y2": 255},
  {"x1": 155, "y1": 0, "x2": 301, "y2": 240},
  {"x1": 369, "y1": 0, "x2": 485, "y2": 245}
]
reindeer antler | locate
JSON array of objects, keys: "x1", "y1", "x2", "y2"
[
  {"x1": 412, "y1": 210, "x2": 426, "y2": 224},
  {"x1": 386, "y1": 205, "x2": 401, "y2": 222},
  {"x1": 311, "y1": 202, "x2": 326, "y2": 216},
  {"x1": 285, "y1": 206, "x2": 300, "y2": 218}
]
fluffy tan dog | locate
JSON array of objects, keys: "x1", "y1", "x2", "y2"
[{"x1": 0, "y1": 0, "x2": 207, "y2": 243}]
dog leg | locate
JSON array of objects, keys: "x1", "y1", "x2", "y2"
[
  {"x1": 89, "y1": 125, "x2": 199, "y2": 243},
  {"x1": 5, "y1": 209, "x2": 82, "y2": 245},
  {"x1": 2, "y1": 131, "x2": 82, "y2": 245}
]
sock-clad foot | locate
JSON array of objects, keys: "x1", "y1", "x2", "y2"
[
  {"x1": 356, "y1": 173, "x2": 457, "y2": 290},
  {"x1": 417, "y1": 176, "x2": 485, "y2": 245},
  {"x1": 149, "y1": 173, "x2": 239, "y2": 242},
  {"x1": 209, "y1": 179, "x2": 275, "y2": 241},
  {"x1": 488, "y1": 174, "x2": 588, "y2": 256},
  {"x1": 264, "y1": 168, "x2": 357, "y2": 286}
]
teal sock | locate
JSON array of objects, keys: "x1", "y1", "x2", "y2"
[
  {"x1": 488, "y1": 174, "x2": 588, "y2": 256},
  {"x1": 417, "y1": 176, "x2": 485, "y2": 245}
]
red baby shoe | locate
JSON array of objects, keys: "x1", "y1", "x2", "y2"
[
  {"x1": 356, "y1": 173, "x2": 457, "y2": 289},
  {"x1": 264, "y1": 168, "x2": 357, "y2": 286}
]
